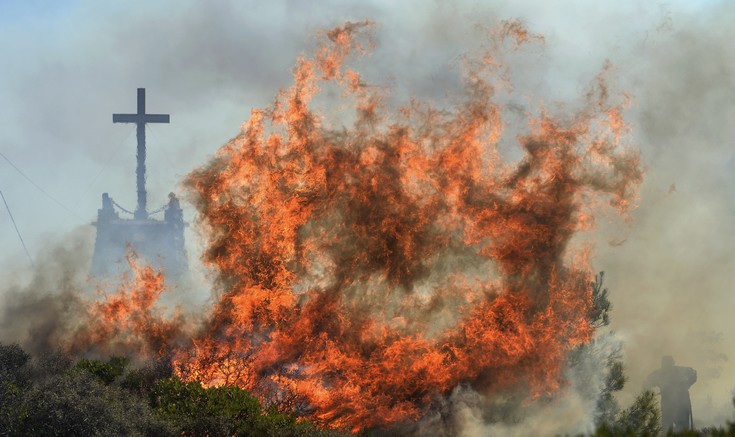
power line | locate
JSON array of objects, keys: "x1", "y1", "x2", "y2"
[
  {"x1": 0, "y1": 149, "x2": 84, "y2": 221},
  {"x1": 0, "y1": 189, "x2": 34, "y2": 267}
]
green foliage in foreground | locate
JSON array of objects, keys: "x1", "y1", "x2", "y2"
[
  {"x1": 0, "y1": 343, "x2": 347, "y2": 437},
  {"x1": 152, "y1": 375, "x2": 331, "y2": 436},
  {"x1": 590, "y1": 423, "x2": 735, "y2": 437},
  {"x1": 591, "y1": 390, "x2": 661, "y2": 436}
]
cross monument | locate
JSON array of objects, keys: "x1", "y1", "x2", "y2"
[{"x1": 113, "y1": 88, "x2": 170, "y2": 219}]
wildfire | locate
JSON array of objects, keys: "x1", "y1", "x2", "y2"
[
  {"x1": 66, "y1": 20, "x2": 642, "y2": 432},
  {"x1": 158, "y1": 20, "x2": 644, "y2": 431},
  {"x1": 68, "y1": 253, "x2": 182, "y2": 360}
]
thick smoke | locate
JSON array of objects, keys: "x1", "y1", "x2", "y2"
[
  {"x1": 0, "y1": 227, "x2": 93, "y2": 355},
  {"x1": 596, "y1": 1, "x2": 735, "y2": 426},
  {"x1": 0, "y1": 226, "x2": 190, "y2": 363}
]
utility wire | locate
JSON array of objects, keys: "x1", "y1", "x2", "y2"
[
  {"x1": 0, "y1": 189, "x2": 34, "y2": 267},
  {"x1": 0, "y1": 149, "x2": 84, "y2": 221}
]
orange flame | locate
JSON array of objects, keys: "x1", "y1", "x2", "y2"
[
  {"x1": 69, "y1": 254, "x2": 182, "y2": 360},
  {"x1": 174, "y1": 21, "x2": 642, "y2": 431}
]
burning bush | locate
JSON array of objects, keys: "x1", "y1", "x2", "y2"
[{"x1": 176, "y1": 20, "x2": 642, "y2": 431}]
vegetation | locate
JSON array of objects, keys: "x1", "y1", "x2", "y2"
[
  {"x1": 0, "y1": 343, "x2": 348, "y2": 436},
  {"x1": 1, "y1": 274, "x2": 734, "y2": 435},
  {"x1": 588, "y1": 273, "x2": 662, "y2": 435}
]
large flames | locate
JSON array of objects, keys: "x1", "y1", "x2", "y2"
[
  {"x1": 75, "y1": 20, "x2": 642, "y2": 432},
  {"x1": 174, "y1": 21, "x2": 641, "y2": 430}
]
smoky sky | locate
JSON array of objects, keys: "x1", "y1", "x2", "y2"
[{"x1": 1, "y1": 0, "x2": 734, "y2": 428}]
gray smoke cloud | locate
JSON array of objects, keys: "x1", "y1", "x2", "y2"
[
  {"x1": 0, "y1": 226, "x2": 92, "y2": 355},
  {"x1": 595, "y1": 1, "x2": 735, "y2": 426},
  {"x1": 1, "y1": 0, "x2": 734, "y2": 432}
]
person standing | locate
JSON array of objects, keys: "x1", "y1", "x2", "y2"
[{"x1": 644, "y1": 355, "x2": 697, "y2": 432}]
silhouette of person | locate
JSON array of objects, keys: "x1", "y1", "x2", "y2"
[{"x1": 644, "y1": 355, "x2": 697, "y2": 432}]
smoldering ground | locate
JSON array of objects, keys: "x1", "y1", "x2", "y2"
[{"x1": 2, "y1": 0, "x2": 735, "y2": 434}]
